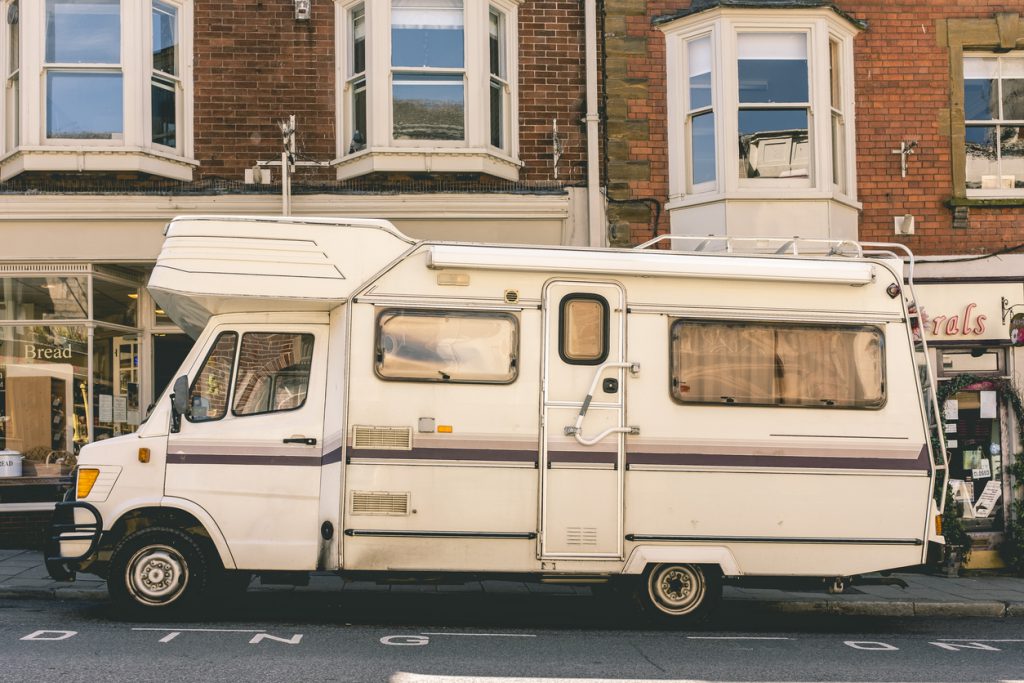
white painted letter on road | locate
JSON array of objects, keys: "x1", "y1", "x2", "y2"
[
  {"x1": 249, "y1": 633, "x2": 303, "y2": 645},
  {"x1": 931, "y1": 642, "x2": 1001, "y2": 652},
  {"x1": 21, "y1": 630, "x2": 77, "y2": 641},
  {"x1": 380, "y1": 635, "x2": 429, "y2": 646},
  {"x1": 844, "y1": 641, "x2": 899, "y2": 651}
]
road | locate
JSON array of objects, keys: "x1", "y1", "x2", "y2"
[{"x1": 1, "y1": 590, "x2": 1022, "y2": 683}]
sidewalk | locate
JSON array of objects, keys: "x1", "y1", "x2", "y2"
[{"x1": 2, "y1": 548, "x2": 1023, "y2": 617}]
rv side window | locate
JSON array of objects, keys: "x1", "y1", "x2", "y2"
[
  {"x1": 232, "y1": 333, "x2": 315, "y2": 416},
  {"x1": 559, "y1": 294, "x2": 609, "y2": 365},
  {"x1": 187, "y1": 332, "x2": 238, "y2": 422},
  {"x1": 670, "y1": 320, "x2": 885, "y2": 409},
  {"x1": 375, "y1": 309, "x2": 518, "y2": 383}
]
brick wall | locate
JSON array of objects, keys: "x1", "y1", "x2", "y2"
[{"x1": 604, "y1": 1, "x2": 1024, "y2": 254}]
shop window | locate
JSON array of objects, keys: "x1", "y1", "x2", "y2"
[
  {"x1": 964, "y1": 54, "x2": 1024, "y2": 195},
  {"x1": 375, "y1": 309, "x2": 518, "y2": 383},
  {"x1": 943, "y1": 387, "x2": 1005, "y2": 532},
  {"x1": 187, "y1": 331, "x2": 236, "y2": 422},
  {"x1": 670, "y1": 320, "x2": 884, "y2": 408},
  {"x1": 559, "y1": 294, "x2": 609, "y2": 365},
  {"x1": 232, "y1": 333, "x2": 314, "y2": 416},
  {"x1": 334, "y1": 0, "x2": 520, "y2": 180},
  {"x1": 0, "y1": 0, "x2": 196, "y2": 181}
]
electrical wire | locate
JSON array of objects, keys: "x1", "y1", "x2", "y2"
[{"x1": 914, "y1": 241, "x2": 1024, "y2": 264}]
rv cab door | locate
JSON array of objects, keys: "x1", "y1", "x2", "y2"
[{"x1": 165, "y1": 321, "x2": 329, "y2": 571}]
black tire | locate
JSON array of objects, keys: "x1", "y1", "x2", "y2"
[
  {"x1": 108, "y1": 527, "x2": 211, "y2": 618},
  {"x1": 636, "y1": 563, "x2": 722, "y2": 626}
]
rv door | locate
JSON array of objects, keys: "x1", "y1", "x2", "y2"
[{"x1": 165, "y1": 322, "x2": 329, "y2": 571}]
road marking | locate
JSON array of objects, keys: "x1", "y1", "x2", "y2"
[
  {"x1": 250, "y1": 633, "x2": 303, "y2": 645},
  {"x1": 159, "y1": 632, "x2": 180, "y2": 643},
  {"x1": 421, "y1": 632, "x2": 537, "y2": 638},
  {"x1": 382, "y1": 635, "x2": 430, "y2": 646},
  {"x1": 931, "y1": 642, "x2": 1000, "y2": 652},
  {"x1": 686, "y1": 636, "x2": 792, "y2": 640},
  {"x1": 843, "y1": 641, "x2": 899, "y2": 651},
  {"x1": 20, "y1": 630, "x2": 77, "y2": 641},
  {"x1": 936, "y1": 639, "x2": 1024, "y2": 642},
  {"x1": 131, "y1": 628, "x2": 266, "y2": 633}
]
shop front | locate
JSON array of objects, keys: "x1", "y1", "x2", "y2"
[{"x1": 917, "y1": 282, "x2": 1024, "y2": 569}]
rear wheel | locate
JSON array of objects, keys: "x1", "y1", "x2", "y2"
[
  {"x1": 638, "y1": 563, "x2": 721, "y2": 624},
  {"x1": 108, "y1": 527, "x2": 211, "y2": 617}
]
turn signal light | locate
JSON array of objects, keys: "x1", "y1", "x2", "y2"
[
  {"x1": 77, "y1": 469, "x2": 100, "y2": 500},
  {"x1": 138, "y1": 448, "x2": 150, "y2": 463}
]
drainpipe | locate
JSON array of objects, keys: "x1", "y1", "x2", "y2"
[{"x1": 584, "y1": 0, "x2": 604, "y2": 247}]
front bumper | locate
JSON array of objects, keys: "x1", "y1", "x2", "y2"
[{"x1": 45, "y1": 501, "x2": 103, "y2": 581}]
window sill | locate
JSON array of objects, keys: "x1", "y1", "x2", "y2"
[
  {"x1": 0, "y1": 146, "x2": 199, "y2": 182},
  {"x1": 949, "y1": 195, "x2": 1024, "y2": 208},
  {"x1": 667, "y1": 189, "x2": 862, "y2": 212},
  {"x1": 332, "y1": 147, "x2": 523, "y2": 182}
]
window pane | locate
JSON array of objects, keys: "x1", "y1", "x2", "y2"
[
  {"x1": 965, "y1": 125, "x2": 998, "y2": 190},
  {"x1": 670, "y1": 321, "x2": 884, "y2": 408},
  {"x1": 47, "y1": 72, "x2": 123, "y2": 139},
  {"x1": 832, "y1": 111, "x2": 845, "y2": 191},
  {"x1": 377, "y1": 310, "x2": 517, "y2": 383},
  {"x1": 561, "y1": 298, "x2": 606, "y2": 363},
  {"x1": 489, "y1": 9, "x2": 502, "y2": 77},
  {"x1": 690, "y1": 111, "x2": 716, "y2": 185},
  {"x1": 1000, "y1": 125, "x2": 1024, "y2": 189},
  {"x1": 687, "y1": 36, "x2": 712, "y2": 110},
  {"x1": 352, "y1": 5, "x2": 366, "y2": 74},
  {"x1": 91, "y1": 278, "x2": 138, "y2": 327},
  {"x1": 233, "y1": 333, "x2": 314, "y2": 416},
  {"x1": 489, "y1": 79, "x2": 503, "y2": 148},
  {"x1": 1002, "y1": 58, "x2": 1024, "y2": 120},
  {"x1": 188, "y1": 332, "x2": 237, "y2": 422},
  {"x1": 8, "y1": 4, "x2": 18, "y2": 73},
  {"x1": 152, "y1": 1, "x2": 178, "y2": 76},
  {"x1": 0, "y1": 276, "x2": 88, "y2": 320},
  {"x1": 738, "y1": 109, "x2": 808, "y2": 179},
  {"x1": 738, "y1": 33, "x2": 807, "y2": 104},
  {"x1": 391, "y1": 0, "x2": 464, "y2": 69},
  {"x1": 964, "y1": 57, "x2": 997, "y2": 120},
  {"x1": 152, "y1": 80, "x2": 176, "y2": 148},
  {"x1": 45, "y1": 0, "x2": 120, "y2": 64},
  {"x1": 393, "y1": 74, "x2": 464, "y2": 140},
  {"x1": 350, "y1": 78, "x2": 367, "y2": 152},
  {"x1": 829, "y1": 39, "x2": 841, "y2": 111}
]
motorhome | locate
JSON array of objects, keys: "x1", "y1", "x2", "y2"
[{"x1": 50, "y1": 215, "x2": 948, "y2": 621}]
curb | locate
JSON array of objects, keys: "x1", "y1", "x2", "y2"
[{"x1": 2, "y1": 584, "x2": 1023, "y2": 617}]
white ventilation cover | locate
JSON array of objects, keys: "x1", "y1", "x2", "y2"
[
  {"x1": 352, "y1": 425, "x2": 413, "y2": 450},
  {"x1": 566, "y1": 527, "x2": 598, "y2": 546},
  {"x1": 351, "y1": 491, "x2": 411, "y2": 516}
]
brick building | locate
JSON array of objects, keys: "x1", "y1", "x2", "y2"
[
  {"x1": 603, "y1": 0, "x2": 1024, "y2": 567},
  {"x1": 0, "y1": 0, "x2": 603, "y2": 533}
]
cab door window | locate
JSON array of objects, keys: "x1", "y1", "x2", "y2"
[
  {"x1": 187, "y1": 332, "x2": 237, "y2": 422},
  {"x1": 232, "y1": 333, "x2": 314, "y2": 416}
]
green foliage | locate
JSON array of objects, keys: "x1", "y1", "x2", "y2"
[{"x1": 935, "y1": 374, "x2": 1024, "y2": 575}]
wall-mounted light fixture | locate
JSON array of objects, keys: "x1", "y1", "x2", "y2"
[{"x1": 294, "y1": 0, "x2": 311, "y2": 21}]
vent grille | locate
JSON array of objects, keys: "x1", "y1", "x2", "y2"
[
  {"x1": 351, "y1": 491, "x2": 410, "y2": 516},
  {"x1": 352, "y1": 425, "x2": 413, "y2": 450},
  {"x1": 566, "y1": 527, "x2": 598, "y2": 546},
  {"x1": 0, "y1": 264, "x2": 91, "y2": 274}
]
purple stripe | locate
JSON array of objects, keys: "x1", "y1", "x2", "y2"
[
  {"x1": 349, "y1": 447, "x2": 538, "y2": 463},
  {"x1": 547, "y1": 450, "x2": 617, "y2": 465},
  {"x1": 322, "y1": 447, "x2": 343, "y2": 465},
  {"x1": 167, "y1": 453, "x2": 323, "y2": 467},
  {"x1": 626, "y1": 444, "x2": 930, "y2": 471}
]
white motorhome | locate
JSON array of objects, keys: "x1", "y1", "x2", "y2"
[{"x1": 50, "y1": 215, "x2": 948, "y2": 621}]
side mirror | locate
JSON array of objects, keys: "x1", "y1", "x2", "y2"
[{"x1": 170, "y1": 375, "x2": 189, "y2": 433}]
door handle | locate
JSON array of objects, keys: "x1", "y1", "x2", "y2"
[{"x1": 283, "y1": 437, "x2": 317, "y2": 446}]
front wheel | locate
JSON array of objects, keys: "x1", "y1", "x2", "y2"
[
  {"x1": 108, "y1": 527, "x2": 211, "y2": 617},
  {"x1": 639, "y1": 563, "x2": 722, "y2": 624}
]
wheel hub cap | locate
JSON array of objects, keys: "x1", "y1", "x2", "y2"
[
  {"x1": 649, "y1": 564, "x2": 707, "y2": 616},
  {"x1": 126, "y1": 546, "x2": 188, "y2": 606}
]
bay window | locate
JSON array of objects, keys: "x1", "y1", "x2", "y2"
[
  {"x1": 660, "y1": 7, "x2": 862, "y2": 241},
  {"x1": 335, "y1": 0, "x2": 520, "y2": 181},
  {"x1": 0, "y1": 0, "x2": 194, "y2": 181}
]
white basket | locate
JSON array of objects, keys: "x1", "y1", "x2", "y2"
[{"x1": 0, "y1": 450, "x2": 23, "y2": 477}]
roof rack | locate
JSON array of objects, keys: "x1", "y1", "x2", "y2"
[{"x1": 633, "y1": 234, "x2": 867, "y2": 257}]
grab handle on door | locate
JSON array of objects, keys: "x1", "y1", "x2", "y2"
[{"x1": 283, "y1": 437, "x2": 317, "y2": 446}]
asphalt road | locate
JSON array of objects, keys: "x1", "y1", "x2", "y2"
[{"x1": 1, "y1": 591, "x2": 1022, "y2": 683}]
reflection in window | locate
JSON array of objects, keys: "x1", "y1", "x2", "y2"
[
  {"x1": 560, "y1": 295, "x2": 608, "y2": 364},
  {"x1": 151, "y1": 1, "x2": 179, "y2": 149},
  {"x1": 670, "y1": 320, "x2": 884, "y2": 408},
  {"x1": 376, "y1": 310, "x2": 517, "y2": 383},
  {"x1": 188, "y1": 332, "x2": 236, "y2": 422},
  {"x1": 233, "y1": 333, "x2": 314, "y2": 416},
  {"x1": 488, "y1": 8, "x2": 507, "y2": 149},
  {"x1": 391, "y1": 0, "x2": 465, "y2": 141},
  {"x1": 347, "y1": 4, "x2": 367, "y2": 153},
  {"x1": 829, "y1": 38, "x2": 847, "y2": 193},
  {"x1": 0, "y1": 277, "x2": 88, "y2": 319},
  {"x1": 687, "y1": 36, "x2": 715, "y2": 188},
  {"x1": 737, "y1": 33, "x2": 809, "y2": 180},
  {"x1": 46, "y1": 72, "x2": 124, "y2": 140},
  {"x1": 965, "y1": 55, "x2": 1024, "y2": 191},
  {"x1": 6, "y1": 0, "x2": 19, "y2": 150}
]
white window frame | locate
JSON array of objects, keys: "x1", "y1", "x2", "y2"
[
  {"x1": 662, "y1": 9, "x2": 859, "y2": 209},
  {"x1": 963, "y1": 52, "x2": 1024, "y2": 198},
  {"x1": 0, "y1": 0, "x2": 196, "y2": 181},
  {"x1": 333, "y1": 0, "x2": 521, "y2": 181}
]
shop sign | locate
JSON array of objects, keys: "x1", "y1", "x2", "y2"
[
  {"x1": 24, "y1": 343, "x2": 72, "y2": 360},
  {"x1": 915, "y1": 283, "x2": 1014, "y2": 342},
  {"x1": 1011, "y1": 313, "x2": 1024, "y2": 346}
]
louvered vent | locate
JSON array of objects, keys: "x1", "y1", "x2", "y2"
[
  {"x1": 352, "y1": 425, "x2": 413, "y2": 450},
  {"x1": 566, "y1": 527, "x2": 598, "y2": 546},
  {"x1": 351, "y1": 491, "x2": 410, "y2": 516}
]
